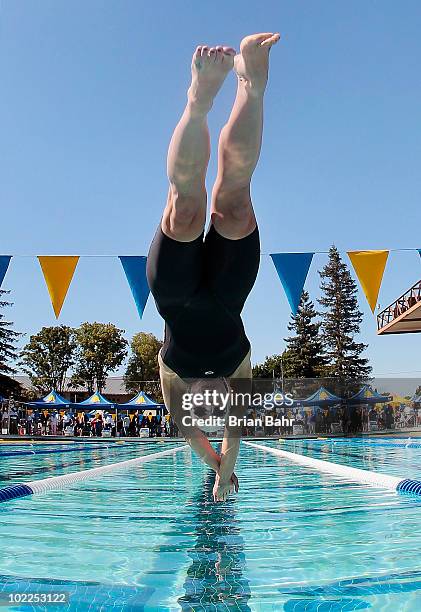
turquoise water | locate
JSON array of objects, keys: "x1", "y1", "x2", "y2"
[
  {"x1": 0, "y1": 439, "x2": 420, "y2": 611},
  {"x1": 0, "y1": 441, "x2": 180, "y2": 488}
]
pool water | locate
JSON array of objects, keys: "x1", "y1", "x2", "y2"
[{"x1": 0, "y1": 438, "x2": 420, "y2": 611}]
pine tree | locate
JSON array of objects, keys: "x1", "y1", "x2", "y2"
[
  {"x1": 0, "y1": 289, "x2": 22, "y2": 376},
  {"x1": 318, "y1": 245, "x2": 371, "y2": 380},
  {"x1": 283, "y1": 291, "x2": 326, "y2": 378}
]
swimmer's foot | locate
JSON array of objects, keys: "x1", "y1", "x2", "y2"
[
  {"x1": 234, "y1": 32, "x2": 280, "y2": 94},
  {"x1": 188, "y1": 45, "x2": 236, "y2": 114}
]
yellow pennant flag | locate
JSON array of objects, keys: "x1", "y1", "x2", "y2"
[
  {"x1": 38, "y1": 256, "x2": 79, "y2": 318},
  {"x1": 348, "y1": 250, "x2": 389, "y2": 313}
]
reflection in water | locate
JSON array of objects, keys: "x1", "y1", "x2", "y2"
[{"x1": 178, "y1": 470, "x2": 251, "y2": 611}]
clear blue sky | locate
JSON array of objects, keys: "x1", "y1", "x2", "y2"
[{"x1": 1, "y1": 0, "x2": 420, "y2": 376}]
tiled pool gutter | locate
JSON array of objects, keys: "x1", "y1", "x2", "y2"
[
  {"x1": 0, "y1": 445, "x2": 188, "y2": 503},
  {"x1": 244, "y1": 441, "x2": 421, "y2": 497}
]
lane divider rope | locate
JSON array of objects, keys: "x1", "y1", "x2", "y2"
[
  {"x1": 286, "y1": 438, "x2": 421, "y2": 450},
  {"x1": 0, "y1": 444, "x2": 117, "y2": 457},
  {"x1": 0, "y1": 445, "x2": 189, "y2": 503},
  {"x1": 243, "y1": 441, "x2": 421, "y2": 496}
]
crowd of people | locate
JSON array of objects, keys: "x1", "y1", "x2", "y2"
[
  {"x1": 241, "y1": 403, "x2": 420, "y2": 437},
  {"x1": 0, "y1": 402, "x2": 178, "y2": 438},
  {"x1": 1, "y1": 398, "x2": 420, "y2": 438}
]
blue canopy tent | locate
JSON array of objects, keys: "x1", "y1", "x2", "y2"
[
  {"x1": 117, "y1": 391, "x2": 165, "y2": 434},
  {"x1": 296, "y1": 386, "x2": 342, "y2": 419},
  {"x1": 118, "y1": 391, "x2": 164, "y2": 411},
  {"x1": 73, "y1": 392, "x2": 115, "y2": 412},
  {"x1": 296, "y1": 386, "x2": 342, "y2": 408},
  {"x1": 72, "y1": 392, "x2": 116, "y2": 432},
  {"x1": 347, "y1": 385, "x2": 390, "y2": 405},
  {"x1": 26, "y1": 390, "x2": 71, "y2": 410}
]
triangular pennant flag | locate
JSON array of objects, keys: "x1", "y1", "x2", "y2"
[
  {"x1": 270, "y1": 252, "x2": 314, "y2": 313},
  {"x1": 418, "y1": 249, "x2": 421, "y2": 260},
  {"x1": 119, "y1": 256, "x2": 150, "y2": 319},
  {"x1": 347, "y1": 250, "x2": 389, "y2": 313},
  {"x1": 0, "y1": 256, "x2": 12, "y2": 288},
  {"x1": 38, "y1": 256, "x2": 79, "y2": 318}
]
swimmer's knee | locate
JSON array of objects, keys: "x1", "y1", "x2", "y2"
[{"x1": 162, "y1": 188, "x2": 206, "y2": 240}]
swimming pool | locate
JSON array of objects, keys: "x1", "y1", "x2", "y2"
[{"x1": 0, "y1": 438, "x2": 420, "y2": 610}]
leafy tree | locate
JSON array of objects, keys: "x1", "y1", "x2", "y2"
[
  {"x1": 72, "y1": 322, "x2": 128, "y2": 393},
  {"x1": 318, "y1": 245, "x2": 371, "y2": 380},
  {"x1": 283, "y1": 291, "x2": 326, "y2": 378},
  {"x1": 0, "y1": 289, "x2": 22, "y2": 376},
  {"x1": 125, "y1": 332, "x2": 162, "y2": 393},
  {"x1": 252, "y1": 353, "x2": 288, "y2": 378},
  {"x1": 20, "y1": 325, "x2": 76, "y2": 394}
]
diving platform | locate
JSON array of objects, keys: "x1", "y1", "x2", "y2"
[{"x1": 377, "y1": 280, "x2": 421, "y2": 335}]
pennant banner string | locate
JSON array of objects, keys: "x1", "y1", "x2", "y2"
[{"x1": 1, "y1": 248, "x2": 420, "y2": 257}]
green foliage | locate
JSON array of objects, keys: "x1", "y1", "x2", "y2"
[
  {"x1": 0, "y1": 289, "x2": 22, "y2": 376},
  {"x1": 124, "y1": 332, "x2": 162, "y2": 394},
  {"x1": 283, "y1": 291, "x2": 326, "y2": 378},
  {"x1": 252, "y1": 353, "x2": 285, "y2": 379},
  {"x1": 20, "y1": 325, "x2": 76, "y2": 394},
  {"x1": 318, "y1": 245, "x2": 371, "y2": 380},
  {"x1": 72, "y1": 322, "x2": 128, "y2": 393}
]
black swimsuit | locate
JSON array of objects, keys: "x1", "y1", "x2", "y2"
[{"x1": 146, "y1": 224, "x2": 260, "y2": 379}]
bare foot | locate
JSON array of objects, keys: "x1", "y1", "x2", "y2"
[
  {"x1": 234, "y1": 32, "x2": 280, "y2": 94},
  {"x1": 188, "y1": 45, "x2": 236, "y2": 113}
]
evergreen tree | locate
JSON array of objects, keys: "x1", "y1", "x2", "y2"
[
  {"x1": 0, "y1": 290, "x2": 22, "y2": 376},
  {"x1": 283, "y1": 291, "x2": 326, "y2": 378},
  {"x1": 318, "y1": 245, "x2": 371, "y2": 380}
]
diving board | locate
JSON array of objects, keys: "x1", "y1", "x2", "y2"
[{"x1": 377, "y1": 280, "x2": 421, "y2": 335}]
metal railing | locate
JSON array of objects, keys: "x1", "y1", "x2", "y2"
[{"x1": 377, "y1": 280, "x2": 421, "y2": 330}]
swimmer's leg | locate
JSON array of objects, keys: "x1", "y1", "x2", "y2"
[
  {"x1": 211, "y1": 33, "x2": 280, "y2": 240},
  {"x1": 162, "y1": 45, "x2": 235, "y2": 242}
]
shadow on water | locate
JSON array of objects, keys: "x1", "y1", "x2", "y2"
[{"x1": 178, "y1": 469, "x2": 251, "y2": 612}]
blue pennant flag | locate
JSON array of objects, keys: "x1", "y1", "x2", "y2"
[
  {"x1": 418, "y1": 249, "x2": 421, "y2": 260},
  {"x1": 0, "y1": 256, "x2": 12, "y2": 289},
  {"x1": 270, "y1": 252, "x2": 314, "y2": 314},
  {"x1": 119, "y1": 256, "x2": 150, "y2": 319}
]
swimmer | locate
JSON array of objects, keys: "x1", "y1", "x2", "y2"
[{"x1": 147, "y1": 33, "x2": 280, "y2": 501}]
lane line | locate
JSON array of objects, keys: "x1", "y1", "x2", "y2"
[
  {"x1": 244, "y1": 441, "x2": 421, "y2": 495},
  {"x1": 0, "y1": 445, "x2": 189, "y2": 502}
]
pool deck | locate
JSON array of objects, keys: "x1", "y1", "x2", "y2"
[{"x1": 1, "y1": 428, "x2": 421, "y2": 443}]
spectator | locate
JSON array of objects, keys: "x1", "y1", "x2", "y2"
[
  {"x1": 50, "y1": 411, "x2": 58, "y2": 436},
  {"x1": 40, "y1": 410, "x2": 50, "y2": 435},
  {"x1": 117, "y1": 416, "x2": 124, "y2": 437},
  {"x1": 128, "y1": 413, "x2": 138, "y2": 437},
  {"x1": 123, "y1": 414, "x2": 130, "y2": 436},
  {"x1": 9, "y1": 407, "x2": 19, "y2": 435},
  {"x1": 308, "y1": 412, "x2": 316, "y2": 434},
  {"x1": 94, "y1": 414, "x2": 104, "y2": 437},
  {"x1": 1, "y1": 407, "x2": 9, "y2": 433}
]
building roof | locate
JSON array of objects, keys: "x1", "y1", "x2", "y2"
[{"x1": 14, "y1": 376, "x2": 129, "y2": 396}]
